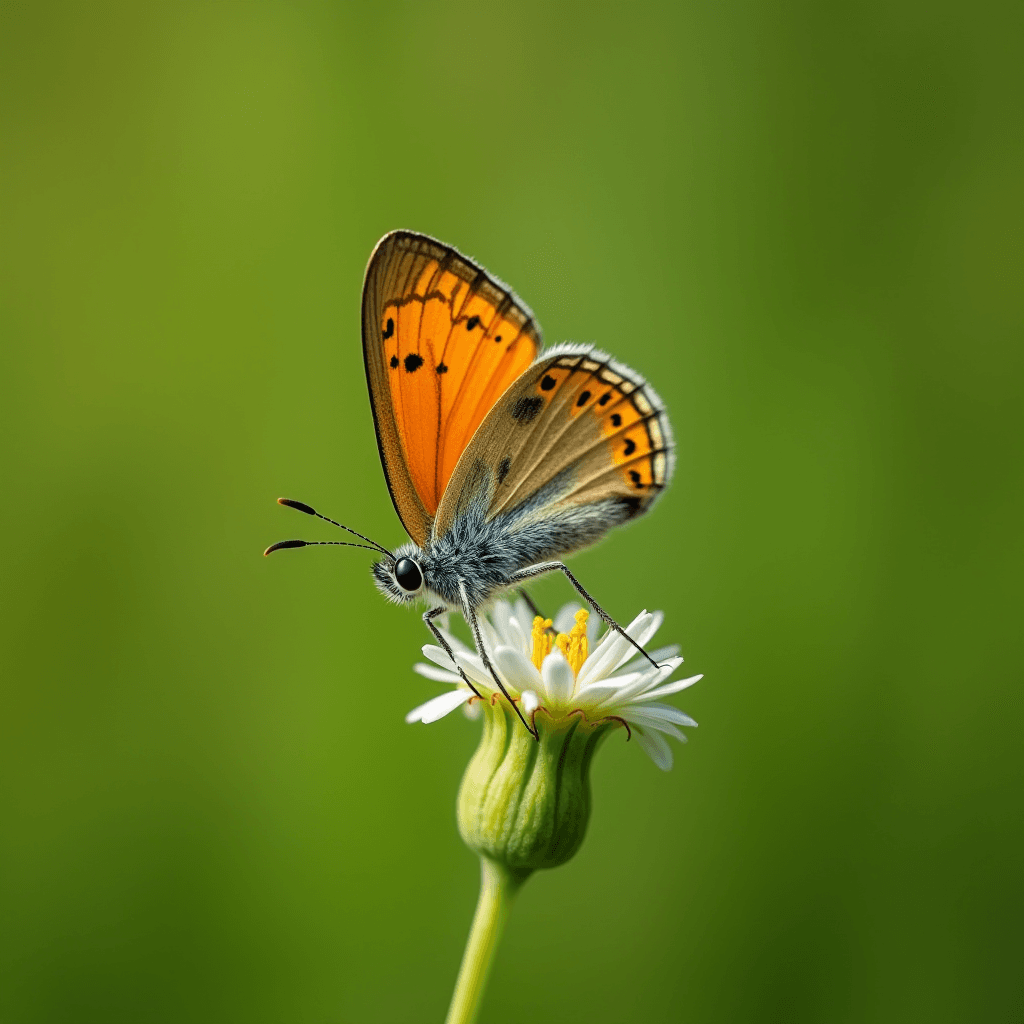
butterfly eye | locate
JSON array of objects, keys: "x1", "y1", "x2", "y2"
[{"x1": 394, "y1": 557, "x2": 423, "y2": 592}]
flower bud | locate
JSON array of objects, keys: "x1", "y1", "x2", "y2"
[{"x1": 456, "y1": 697, "x2": 619, "y2": 874}]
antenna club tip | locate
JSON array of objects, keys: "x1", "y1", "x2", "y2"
[
  {"x1": 278, "y1": 498, "x2": 317, "y2": 515},
  {"x1": 264, "y1": 539, "x2": 308, "y2": 556}
]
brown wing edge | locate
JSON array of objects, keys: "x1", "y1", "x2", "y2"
[
  {"x1": 360, "y1": 232, "x2": 432, "y2": 546},
  {"x1": 360, "y1": 230, "x2": 545, "y2": 545},
  {"x1": 537, "y1": 341, "x2": 677, "y2": 504}
]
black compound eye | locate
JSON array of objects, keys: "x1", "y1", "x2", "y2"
[{"x1": 394, "y1": 557, "x2": 422, "y2": 592}]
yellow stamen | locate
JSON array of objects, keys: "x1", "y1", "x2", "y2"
[
  {"x1": 567, "y1": 609, "x2": 589, "y2": 677},
  {"x1": 552, "y1": 609, "x2": 590, "y2": 680},
  {"x1": 530, "y1": 616, "x2": 553, "y2": 670}
]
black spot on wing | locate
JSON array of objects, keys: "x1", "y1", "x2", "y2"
[
  {"x1": 494, "y1": 334, "x2": 502, "y2": 343},
  {"x1": 577, "y1": 390, "x2": 591, "y2": 407},
  {"x1": 598, "y1": 392, "x2": 611, "y2": 406},
  {"x1": 540, "y1": 375, "x2": 556, "y2": 391},
  {"x1": 623, "y1": 438, "x2": 636, "y2": 456},
  {"x1": 511, "y1": 396, "x2": 544, "y2": 423},
  {"x1": 497, "y1": 456, "x2": 511, "y2": 484},
  {"x1": 389, "y1": 355, "x2": 399, "y2": 369},
  {"x1": 436, "y1": 362, "x2": 448, "y2": 374},
  {"x1": 404, "y1": 353, "x2": 424, "y2": 373},
  {"x1": 611, "y1": 413, "x2": 622, "y2": 427},
  {"x1": 382, "y1": 317, "x2": 394, "y2": 340},
  {"x1": 629, "y1": 469, "x2": 644, "y2": 489},
  {"x1": 466, "y1": 315, "x2": 480, "y2": 330}
]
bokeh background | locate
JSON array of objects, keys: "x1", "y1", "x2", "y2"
[{"x1": 2, "y1": 3, "x2": 1021, "y2": 1022}]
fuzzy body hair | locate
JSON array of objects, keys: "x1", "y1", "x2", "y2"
[{"x1": 372, "y1": 463, "x2": 639, "y2": 611}]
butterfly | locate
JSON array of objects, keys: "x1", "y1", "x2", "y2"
[{"x1": 267, "y1": 231, "x2": 675, "y2": 737}]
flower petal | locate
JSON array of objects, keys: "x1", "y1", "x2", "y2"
[
  {"x1": 632, "y1": 673, "x2": 704, "y2": 702},
  {"x1": 633, "y1": 725, "x2": 674, "y2": 770},
  {"x1": 493, "y1": 645, "x2": 541, "y2": 692},
  {"x1": 422, "y1": 644, "x2": 457, "y2": 670},
  {"x1": 597, "y1": 660, "x2": 681, "y2": 707},
  {"x1": 541, "y1": 649, "x2": 575, "y2": 705},
  {"x1": 622, "y1": 712, "x2": 688, "y2": 743},
  {"x1": 575, "y1": 678, "x2": 638, "y2": 708},
  {"x1": 435, "y1": 627, "x2": 471, "y2": 656},
  {"x1": 413, "y1": 663, "x2": 463, "y2": 684},
  {"x1": 624, "y1": 703, "x2": 698, "y2": 729},
  {"x1": 406, "y1": 688, "x2": 472, "y2": 724},
  {"x1": 606, "y1": 610, "x2": 665, "y2": 675},
  {"x1": 453, "y1": 649, "x2": 493, "y2": 689},
  {"x1": 576, "y1": 611, "x2": 653, "y2": 687},
  {"x1": 553, "y1": 603, "x2": 580, "y2": 635},
  {"x1": 488, "y1": 600, "x2": 515, "y2": 646},
  {"x1": 478, "y1": 615, "x2": 502, "y2": 658},
  {"x1": 506, "y1": 614, "x2": 528, "y2": 654},
  {"x1": 616, "y1": 644, "x2": 682, "y2": 673},
  {"x1": 512, "y1": 597, "x2": 536, "y2": 641}
]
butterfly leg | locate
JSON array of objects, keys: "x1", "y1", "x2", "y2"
[
  {"x1": 458, "y1": 582, "x2": 539, "y2": 740},
  {"x1": 422, "y1": 606, "x2": 482, "y2": 700},
  {"x1": 509, "y1": 562, "x2": 663, "y2": 672}
]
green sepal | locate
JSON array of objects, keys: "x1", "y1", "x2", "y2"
[{"x1": 457, "y1": 698, "x2": 618, "y2": 873}]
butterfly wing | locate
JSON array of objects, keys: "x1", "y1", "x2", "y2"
[
  {"x1": 433, "y1": 344, "x2": 673, "y2": 551},
  {"x1": 361, "y1": 231, "x2": 542, "y2": 545}
]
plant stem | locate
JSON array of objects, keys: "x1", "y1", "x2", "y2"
[{"x1": 445, "y1": 857, "x2": 529, "y2": 1024}]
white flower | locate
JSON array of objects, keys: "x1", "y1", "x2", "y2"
[{"x1": 405, "y1": 598, "x2": 702, "y2": 771}]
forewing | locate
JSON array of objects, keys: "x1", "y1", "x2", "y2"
[
  {"x1": 361, "y1": 231, "x2": 542, "y2": 544},
  {"x1": 433, "y1": 345, "x2": 674, "y2": 545}
]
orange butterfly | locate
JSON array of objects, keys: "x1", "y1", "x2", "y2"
[{"x1": 267, "y1": 231, "x2": 674, "y2": 736}]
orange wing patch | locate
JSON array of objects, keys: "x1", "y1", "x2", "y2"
[{"x1": 366, "y1": 233, "x2": 541, "y2": 521}]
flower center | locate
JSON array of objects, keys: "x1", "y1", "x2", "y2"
[{"x1": 531, "y1": 610, "x2": 590, "y2": 678}]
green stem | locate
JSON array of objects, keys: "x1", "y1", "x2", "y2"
[{"x1": 445, "y1": 857, "x2": 530, "y2": 1024}]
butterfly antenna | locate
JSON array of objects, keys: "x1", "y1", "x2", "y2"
[
  {"x1": 264, "y1": 539, "x2": 383, "y2": 556},
  {"x1": 276, "y1": 498, "x2": 394, "y2": 559}
]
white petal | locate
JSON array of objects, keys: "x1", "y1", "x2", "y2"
[
  {"x1": 541, "y1": 650, "x2": 575, "y2": 704},
  {"x1": 575, "y1": 611, "x2": 652, "y2": 687},
  {"x1": 633, "y1": 725, "x2": 674, "y2": 770},
  {"x1": 622, "y1": 712, "x2": 688, "y2": 743},
  {"x1": 617, "y1": 644, "x2": 682, "y2": 673},
  {"x1": 436, "y1": 627, "x2": 471, "y2": 655},
  {"x1": 608, "y1": 659, "x2": 684, "y2": 704},
  {"x1": 493, "y1": 645, "x2": 541, "y2": 692},
  {"x1": 488, "y1": 600, "x2": 515, "y2": 645},
  {"x1": 413, "y1": 663, "x2": 463, "y2": 684},
  {"x1": 624, "y1": 703, "x2": 698, "y2": 729},
  {"x1": 521, "y1": 690, "x2": 539, "y2": 714},
  {"x1": 406, "y1": 688, "x2": 472, "y2": 724},
  {"x1": 607, "y1": 610, "x2": 665, "y2": 675},
  {"x1": 506, "y1": 614, "x2": 529, "y2": 655},
  {"x1": 512, "y1": 597, "x2": 536, "y2": 640},
  {"x1": 422, "y1": 644, "x2": 457, "y2": 670},
  {"x1": 553, "y1": 603, "x2": 580, "y2": 635},
  {"x1": 633, "y1": 673, "x2": 704, "y2": 702},
  {"x1": 575, "y1": 679, "x2": 634, "y2": 708},
  {"x1": 453, "y1": 649, "x2": 493, "y2": 689},
  {"x1": 478, "y1": 616, "x2": 502, "y2": 658}
]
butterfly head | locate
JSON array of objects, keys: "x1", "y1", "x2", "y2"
[{"x1": 372, "y1": 542, "x2": 427, "y2": 605}]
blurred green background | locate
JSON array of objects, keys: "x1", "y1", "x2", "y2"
[{"x1": 2, "y1": 3, "x2": 1021, "y2": 1022}]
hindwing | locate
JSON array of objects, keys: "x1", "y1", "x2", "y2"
[{"x1": 433, "y1": 344, "x2": 674, "y2": 545}]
